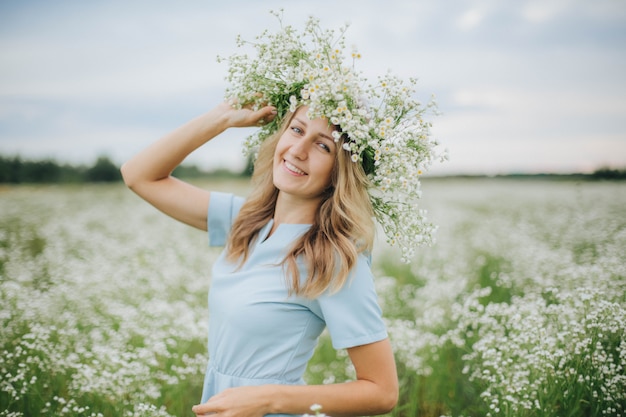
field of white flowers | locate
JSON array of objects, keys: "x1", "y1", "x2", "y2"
[{"x1": 1, "y1": 178, "x2": 624, "y2": 417}]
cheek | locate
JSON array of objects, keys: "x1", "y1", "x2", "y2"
[
  {"x1": 272, "y1": 155, "x2": 283, "y2": 180},
  {"x1": 273, "y1": 141, "x2": 287, "y2": 164}
]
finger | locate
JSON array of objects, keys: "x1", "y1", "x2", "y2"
[
  {"x1": 191, "y1": 404, "x2": 214, "y2": 415},
  {"x1": 258, "y1": 106, "x2": 277, "y2": 123}
]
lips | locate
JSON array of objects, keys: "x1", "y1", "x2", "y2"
[{"x1": 284, "y1": 160, "x2": 306, "y2": 176}]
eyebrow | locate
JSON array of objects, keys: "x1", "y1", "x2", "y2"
[{"x1": 294, "y1": 117, "x2": 335, "y2": 142}]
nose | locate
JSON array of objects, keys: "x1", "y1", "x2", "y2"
[{"x1": 288, "y1": 138, "x2": 310, "y2": 160}]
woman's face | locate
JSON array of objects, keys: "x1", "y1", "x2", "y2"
[{"x1": 273, "y1": 106, "x2": 337, "y2": 202}]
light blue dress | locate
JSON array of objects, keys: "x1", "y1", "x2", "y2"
[{"x1": 201, "y1": 192, "x2": 388, "y2": 415}]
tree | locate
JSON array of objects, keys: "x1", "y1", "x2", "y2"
[{"x1": 85, "y1": 156, "x2": 121, "y2": 182}]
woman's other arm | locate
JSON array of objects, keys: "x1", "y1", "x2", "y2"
[
  {"x1": 120, "y1": 102, "x2": 275, "y2": 230},
  {"x1": 192, "y1": 338, "x2": 398, "y2": 417}
]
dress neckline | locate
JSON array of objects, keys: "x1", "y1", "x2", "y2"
[{"x1": 258, "y1": 219, "x2": 311, "y2": 245}]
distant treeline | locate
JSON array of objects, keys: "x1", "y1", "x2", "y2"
[
  {"x1": 0, "y1": 155, "x2": 252, "y2": 184},
  {"x1": 586, "y1": 167, "x2": 626, "y2": 180},
  {"x1": 0, "y1": 154, "x2": 624, "y2": 184},
  {"x1": 452, "y1": 168, "x2": 626, "y2": 181}
]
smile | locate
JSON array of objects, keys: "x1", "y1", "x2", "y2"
[{"x1": 284, "y1": 160, "x2": 306, "y2": 176}]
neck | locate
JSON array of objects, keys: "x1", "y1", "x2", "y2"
[{"x1": 273, "y1": 192, "x2": 321, "y2": 225}]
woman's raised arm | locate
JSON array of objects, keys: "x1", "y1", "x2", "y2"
[{"x1": 120, "y1": 102, "x2": 276, "y2": 230}]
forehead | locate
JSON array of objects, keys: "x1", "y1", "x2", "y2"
[{"x1": 293, "y1": 107, "x2": 337, "y2": 135}]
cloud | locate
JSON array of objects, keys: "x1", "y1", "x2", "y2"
[{"x1": 457, "y1": 9, "x2": 485, "y2": 31}]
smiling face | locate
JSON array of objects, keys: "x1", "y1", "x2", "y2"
[{"x1": 272, "y1": 106, "x2": 338, "y2": 204}]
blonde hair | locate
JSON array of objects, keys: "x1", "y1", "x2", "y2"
[{"x1": 225, "y1": 110, "x2": 375, "y2": 298}]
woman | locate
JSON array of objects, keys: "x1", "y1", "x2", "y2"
[
  {"x1": 122, "y1": 13, "x2": 442, "y2": 416},
  {"x1": 121, "y1": 101, "x2": 399, "y2": 416}
]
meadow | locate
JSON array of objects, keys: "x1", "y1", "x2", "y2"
[{"x1": 1, "y1": 178, "x2": 624, "y2": 417}]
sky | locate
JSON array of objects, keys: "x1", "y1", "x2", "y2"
[{"x1": 1, "y1": 0, "x2": 625, "y2": 175}]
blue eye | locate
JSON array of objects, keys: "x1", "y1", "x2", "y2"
[{"x1": 291, "y1": 126, "x2": 303, "y2": 134}]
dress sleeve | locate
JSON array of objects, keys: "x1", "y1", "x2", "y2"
[
  {"x1": 314, "y1": 255, "x2": 388, "y2": 349},
  {"x1": 207, "y1": 192, "x2": 245, "y2": 247}
]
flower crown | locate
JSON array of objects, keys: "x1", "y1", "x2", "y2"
[{"x1": 218, "y1": 11, "x2": 447, "y2": 262}]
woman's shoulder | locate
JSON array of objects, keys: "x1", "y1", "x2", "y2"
[
  {"x1": 322, "y1": 252, "x2": 375, "y2": 297},
  {"x1": 208, "y1": 192, "x2": 246, "y2": 246},
  {"x1": 349, "y1": 252, "x2": 375, "y2": 283},
  {"x1": 210, "y1": 192, "x2": 246, "y2": 215}
]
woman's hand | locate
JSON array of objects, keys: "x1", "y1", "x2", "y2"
[
  {"x1": 217, "y1": 100, "x2": 277, "y2": 129},
  {"x1": 192, "y1": 385, "x2": 272, "y2": 417}
]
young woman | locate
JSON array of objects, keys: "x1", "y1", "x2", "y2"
[{"x1": 121, "y1": 101, "x2": 399, "y2": 416}]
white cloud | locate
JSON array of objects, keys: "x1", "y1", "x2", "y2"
[
  {"x1": 521, "y1": 1, "x2": 566, "y2": 23},
  {"x1": 457, "y1": 9, "x2": 485, "y2": 30}
]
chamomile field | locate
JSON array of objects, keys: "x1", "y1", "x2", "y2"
[{"x1": 1, "y1": 178, "x2": 624, "y2": 417}]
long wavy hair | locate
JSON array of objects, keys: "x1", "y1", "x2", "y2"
[{"x1": 225, "y1": 109, "x2": 375, "y2": 298}]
